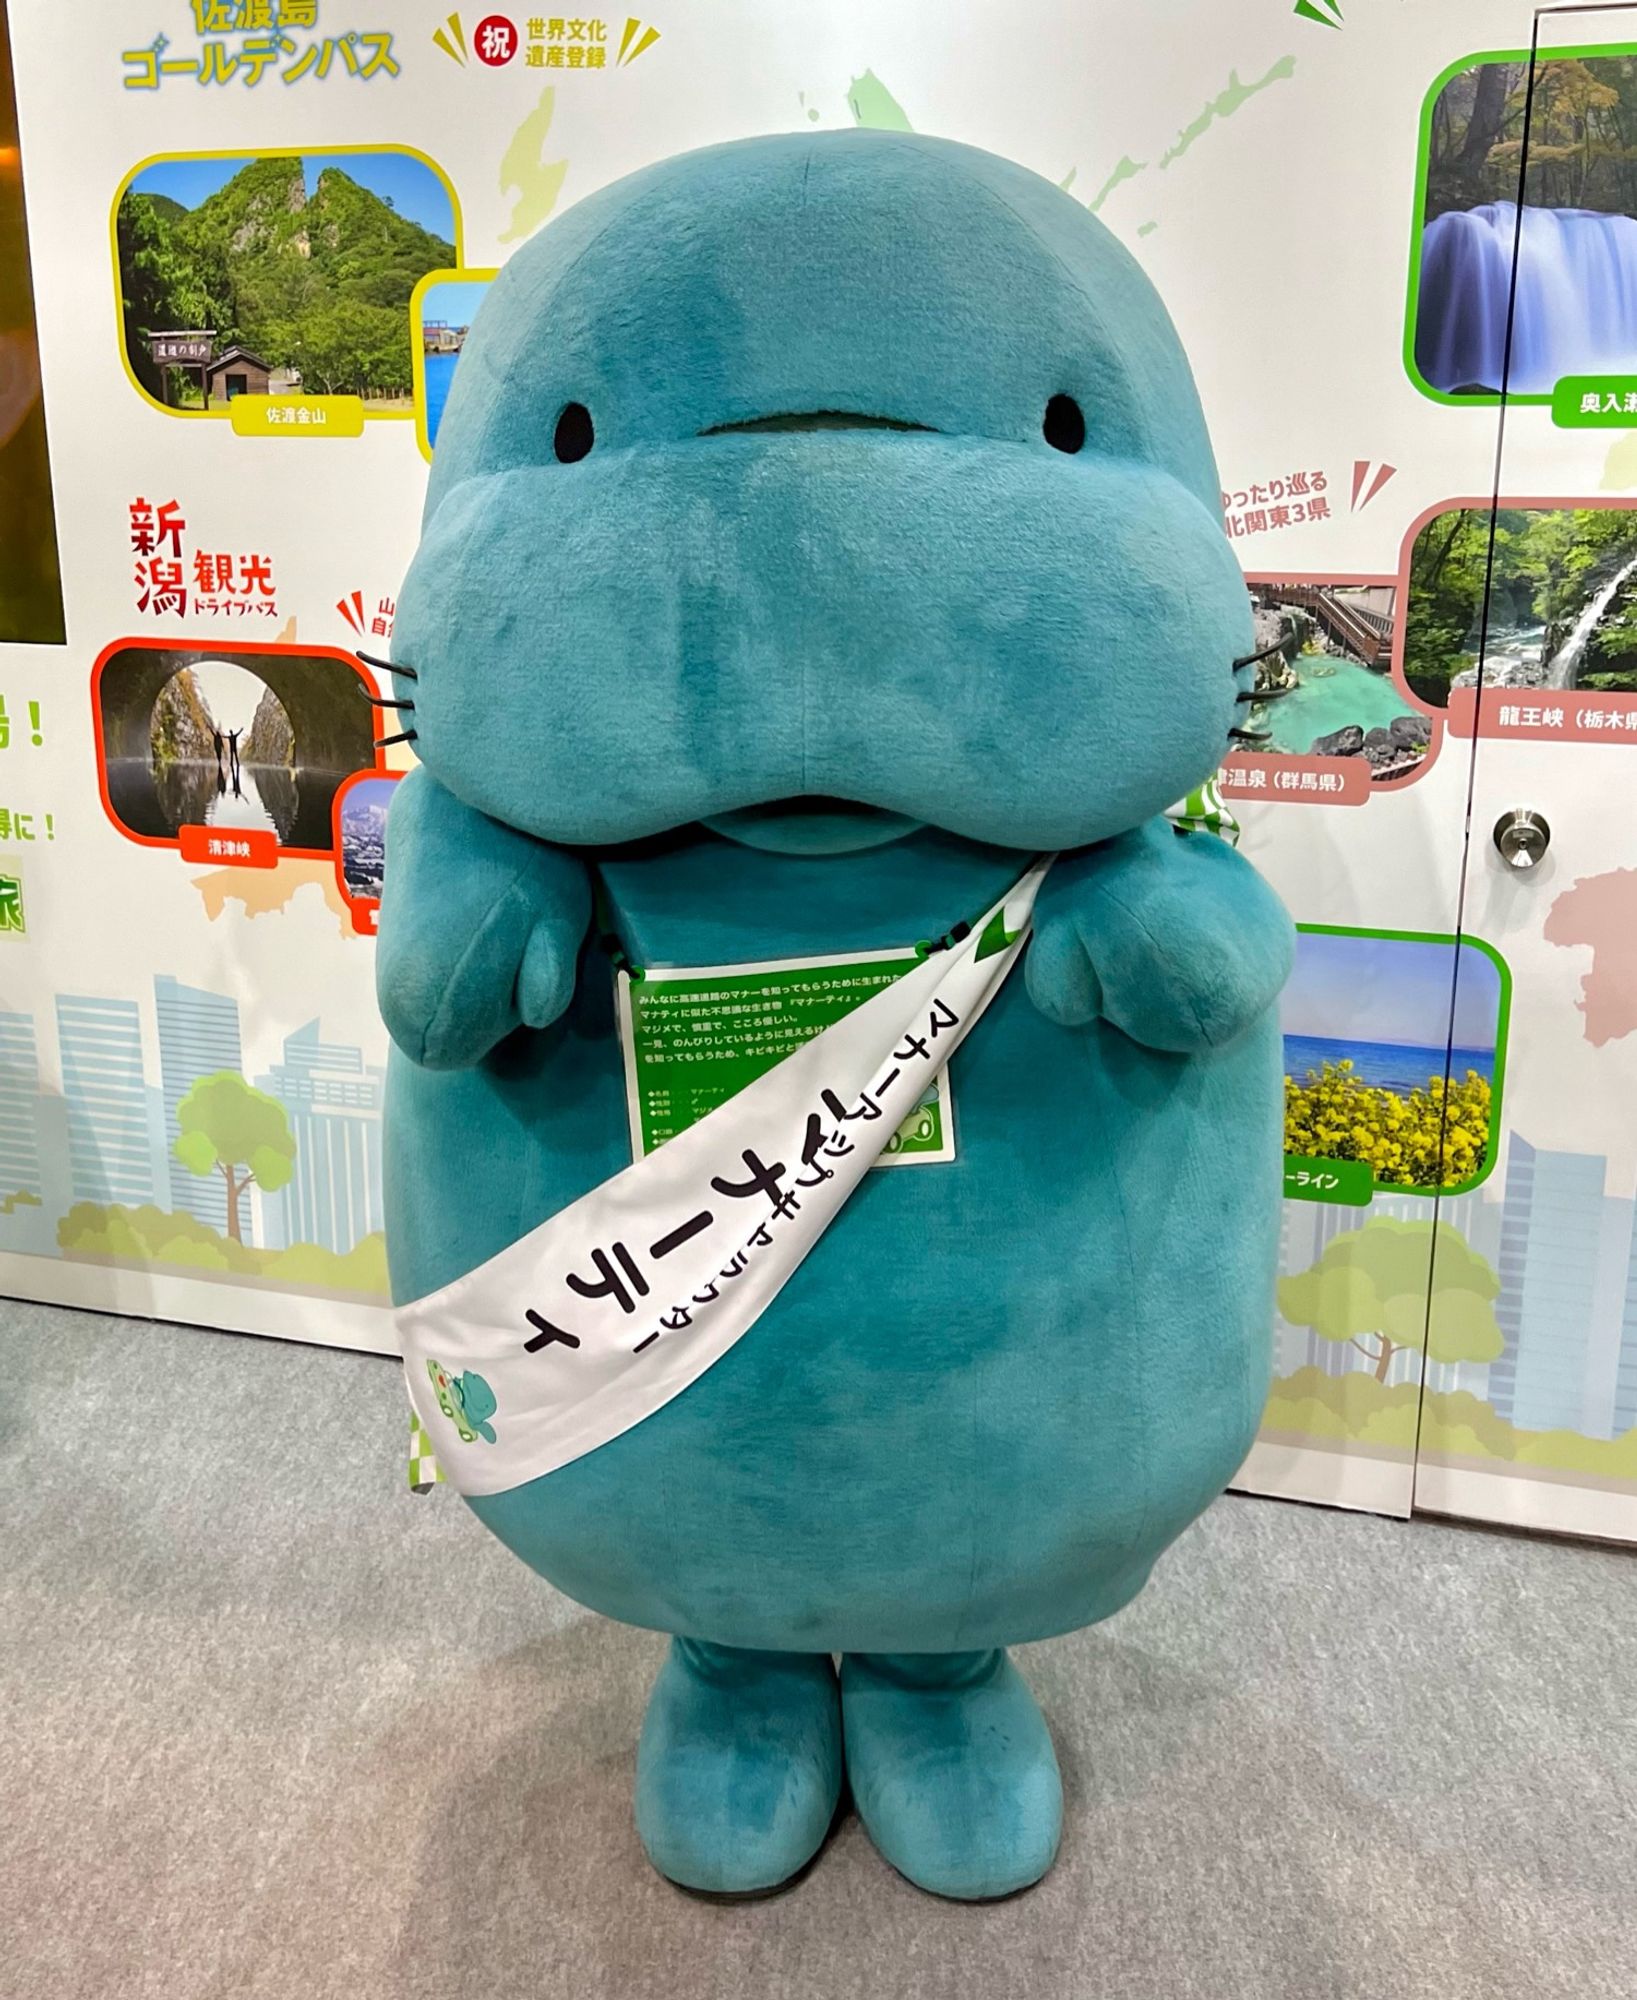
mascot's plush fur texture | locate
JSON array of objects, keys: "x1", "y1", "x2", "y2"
[{"x1": 379, "y1": 130, "x2": 1292, "y2": 1901}]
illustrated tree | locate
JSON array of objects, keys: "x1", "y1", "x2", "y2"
[
  {"x1": 1278, "y1": 1217, "x2": 1502, "y2": 1386},
  {"x1": 172, "y1": 1072, "x2": 296, "y2": 1245}
]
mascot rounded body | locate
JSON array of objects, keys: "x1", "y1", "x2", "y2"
[{"x1": 380, "y1": 131, "x2": 1292, "y2": 1901}]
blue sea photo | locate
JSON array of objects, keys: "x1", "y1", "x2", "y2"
[
  {"x1": 419, "y1": 279, "x2": 492, "y2": 448},
  {"x1": 1281, "y1": 932, "x2": 1501, "y2": 1093}
]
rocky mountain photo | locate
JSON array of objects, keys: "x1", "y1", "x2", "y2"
[{"x1": 116, "y1": 153, "x2": 455, "y2": 407}]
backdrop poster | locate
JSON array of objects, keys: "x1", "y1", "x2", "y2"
[{"x1": 3, "y1": 0, "x2": 1636, "y2": 1539}]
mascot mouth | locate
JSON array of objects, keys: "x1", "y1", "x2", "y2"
[
  {"x1": 700, "y1": 411, "x2": 936, "y2": 438},
  {"x1": 702, "y1": 794, "x2": 924, "y2": 855}
]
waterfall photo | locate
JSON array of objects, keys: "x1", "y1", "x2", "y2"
[
  {"x1": 1403, "y1": 505, "x2": 1637, "y2": 707},
  {"x1": 1411, "y1": 51, "x2": 1637, "y2": 398}
]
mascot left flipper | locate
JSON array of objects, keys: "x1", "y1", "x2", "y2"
[{"x1": 1026, "y1": 817, "x2": 1294, "y2": 1053}]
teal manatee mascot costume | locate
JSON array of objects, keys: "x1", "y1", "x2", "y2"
[{"x1": 378, "y1": 130, "x2": 1292, "y2": 1901}]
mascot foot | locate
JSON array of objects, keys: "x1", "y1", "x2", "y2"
[
  {"x1": 635, "y1": 1639, "x2": 843, "y2": 1896},
  {"x1": 840, "y1": 1649, "x2": 1062, "y2": 1900}
]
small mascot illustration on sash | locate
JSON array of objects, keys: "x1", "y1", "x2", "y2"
[
  {"x1": 378, "y1": 130, "x2": 1292, "y2": 1901},
  {"x1": 426, "y1": 1361, "x2": 497, "y2": 1446}
]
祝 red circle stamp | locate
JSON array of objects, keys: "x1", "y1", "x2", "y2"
[{"x1": 474, "y1": 15, "x2": 519, "y2": 65}]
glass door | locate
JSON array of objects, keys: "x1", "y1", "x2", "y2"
[{"x1": 1411, "y1": 5, "x2": 1637, "y2": 1539}]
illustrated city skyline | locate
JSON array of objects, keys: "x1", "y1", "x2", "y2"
[
  {"x1": 0, "y1": 977, "x2": 1630, "y2": 1444},
  {"x1": 1277, "y1": 1144, "x2": 1637, "y2": 1444},
  {"x1": 0, "y1": 977, "x2": 385, "y2": 1262}
]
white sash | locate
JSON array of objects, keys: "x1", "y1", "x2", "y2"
[{"x1": 398, "y1": 859, "x2": 1050, "y2": 1496}]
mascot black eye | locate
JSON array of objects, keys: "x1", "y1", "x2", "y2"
[
  {"x1": 554, "y1": 402, "x2": 595, "y2": 463},
  {"x1": 1043, "y1": 394, "x2": 1085, "y2": 454}
]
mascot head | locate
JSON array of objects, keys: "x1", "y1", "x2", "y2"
[{"x1": 394, "y1": 130, "x2": 1252, "y2": 854}]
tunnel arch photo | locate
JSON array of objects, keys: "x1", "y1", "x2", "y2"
[{"x1": 94, "y1": 641, "x2": 380, "y2": 854}]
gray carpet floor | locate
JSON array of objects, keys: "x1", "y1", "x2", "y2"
[{"x1": 2, "y1": 1298, "x2": 1633, "y2": 2000}]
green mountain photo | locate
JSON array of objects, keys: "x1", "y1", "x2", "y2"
[{"x1": 116, "y1": 154, "x2": 455, "y2": 410}]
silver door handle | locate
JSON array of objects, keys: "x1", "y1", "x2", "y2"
[{"x1": 1493, "y1": 808, "x2": 1550, "y2": 870}]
